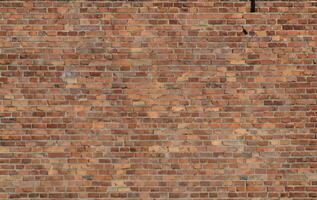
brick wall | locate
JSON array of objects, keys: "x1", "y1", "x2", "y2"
[{"x1": 1, "y1": 0, "x2": 317, "y2": 199}]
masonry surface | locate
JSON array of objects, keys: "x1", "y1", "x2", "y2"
[{"x1": 0, "y1": 0, "x2": 317, "y2": 199}]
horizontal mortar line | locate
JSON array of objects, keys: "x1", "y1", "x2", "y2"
[
  {"x1": 0, "y1": 172, "x2": 313, "y2": 174},
  {"x1": 0, "y1": 156, "x2": 259, "y2": 158},
  {"x1": 0, "y1": 132, "x2": 309, "y2": 134},
  {"x1": 0, "y1": 62, "x2": 314, "y2": 65},
  {"x1": 0, "y1": 9, "x2": 314, "y2": 11},
  {"x1": 0, "y1": 94, "x2": 317, "y2": 96},
  {"x1": 0, "y1": 107, "x2": 314, "y2": 109},
  {"x1": 0, "y1": 11, "x2": 314, "y2": 14},
  {"x1": 0, "y1": 128, "x2": 314, "y2": 131},
  {"x1": 1, "y1": 68, "x2": 316, "y2": 71},
  {"x1": 0, "y1": 140, "x2": 279, "y2": 142},
  {"x1": 0, "y1": 141, "x2": 310, "y2": 144},
  {"x1": 2, "y1": 78, "x2": 317, "y2": 81},
  {"x1": 0, "y1": 42, "x2": 314, "y2": 45},
  {"x1": 0, "y1": 115, "x2": 314, "y2": 118},
  {"x1": 1, "y1": 75, "x2": 315, "y2": 78},
  {"x1": 0, "y1": 171, "x2": 312, "y2": 174},
  {"x1": 0, "y1": 146, "x2": 314, "y2": 149},
  {"x1": 1, "y1": 38, "x2": 315, "y2": 42},
  {"x1": 0, "y1": 136, "x2": 311, "y2": 139},
  {"x1": 0, "y1": 154, "x2": 311, "y2": 156},
  {"x1": 0, "y1": 116, "x2": 312, "y2": 119},
  {"x1": 1, "y1": 23, "x2": 316, "y2": 26},
  {"x1": 1, "y1": 64, "x2": 316, "y2": 66},
  {"x1": 0, "y1": 161, "x2": 315, "y2": 164},
  {"x1": 0, "y1": 189, "x2": 284, "y2": 191},
  {"x1": 0, "y1": 108, "x2": 314, "y2": 110},
  {"x1": 1, "y1": 34, "x2": 316, "y2": 37},
  {"x1": 0, "y1": 131, "x2": 311, "y2": 133},
  {"x1": 0, "y1": 142, "x2": 309, "y2": 144}
]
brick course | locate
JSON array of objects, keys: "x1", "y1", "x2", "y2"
[{"x1": 1, "y1": 0, "x2": 317, "y2": 199}]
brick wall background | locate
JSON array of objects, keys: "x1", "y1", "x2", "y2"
[{"x1": 1, "y1": 0, "x2": 317, "y2": 199}]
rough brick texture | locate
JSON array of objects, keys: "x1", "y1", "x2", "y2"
[{"x1": 1, "y1": 0, "x2": 317, "y2": 199}]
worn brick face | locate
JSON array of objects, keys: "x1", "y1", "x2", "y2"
[{"x1": 1, "y1": 0, "x2": 317, "y2": 199}]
